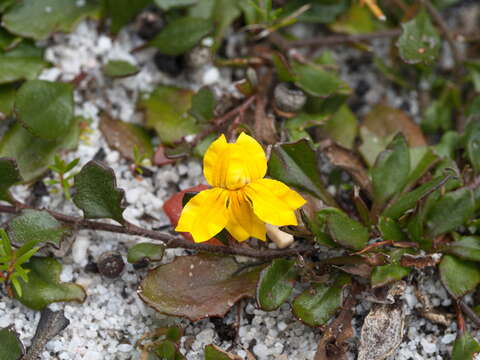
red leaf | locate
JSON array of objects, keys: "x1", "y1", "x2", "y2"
[{"x1": 163, "y1": 185, "x2": 223, "y2": 246}]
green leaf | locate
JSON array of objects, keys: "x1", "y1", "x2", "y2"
[
  {"x1": 139, "y1": 253, "x2": 262, "y2": 321},
  {"x1": 0, "y1": 56, "x2": 47, "y2": 85},
  {"x1": 154, "y1": 0, "x2": 197, "y2": 10},
  {"x1": 329, "y1": 2, "x2": 376, "y2": 35},
  {"x1": 0, "y1": 157, "x2": 22, "y2": 202},
  {"x1": 14, "y1": 256, "x2": 86, "y2": 310},
  {"x1": 359, "y1": 127, "x2": 393, "y2": 168},
  {"x1": 439, "y1": 255, "x2": 480, "y2": 298},
  {"x1": 2, "y1": 0, "x2": 99, "y2": 40},
  {"x1": 257, "y1": 259, "x2": 297, "y2": 311},
  {"x1": 284, "y1": 112, "x2": 328, "y2": 142},
  {"x1": 371, "y1": 133, "x2": 410, "y2": 206},
  {"x1": 127, "y1": 243, "x2": 165, "y2": 264},
  {"x1": 403, "y1": 147, "x2": 438, "y2": 190},
  {"x1": 382, "y1": 175, "x2": 447, "y2": 219},
  {"x1": 204, "y1": 344, "x2": 237, "y2": 360},
  {"x1": 99, "y1": 114, "x2": 153, "y2": 162},
  {"x1": 166, "y1": 327, "x2": 183, "y2": 343},
  {"x1": 102, "y1": 0, "x2": 151, "y2": 33},
  {"x1": 463, "y1": 120, "x2": 480, "y2": 173},
  {"x1": 396, "y1": 9, "x2": 440, "y2": 65},
  {"x1": 424, "y1": 188, "x2": 475, "y2": 238},
  {"x1": 283, "y1": 0, "x2": 349, "y2": 24},
  {"x1": 268, "y1": 139, "x2": 336, "y2": 206},
  {"x1": 155, "y1": 340, "x2": 176, "y2": 360},
  {"x1": 292, "y1": 61, "x2": 344, "y2": 98},
  {"x1": 434, "y1": 131, "x2": 460, "y2": 159},
  {"x1": 442, "y1": 236, "x2": 480, "y2": 262},
  {"x1": 0, "y1": 327, "x2": 24, "y2": 360},
  {"x1": 371, "y1": 264, "x2": 411, "y2": 288},
  {"x1": 0, "y1": 120, "x2": 80, "y2": 182},
  {"x1": 73, "y1": 161, "x2": 125, "y2": 223},
  {"x1": 151, "y1": 17, "x2": 213, "y2": 56},
  {"x1": 452, "y1": 331, "x2": 480, "y2": 360},
  {"x1": 378, "y1": 217, "x2": 407, "y2": 242},
  {"x1": 422, "y1": 98, "x2": 452, "y2": 134},
  {"x1": 292, "y1": 274, "x2": 350, "y2": 327},
  {"x1": 15, "y1": 80, "x2": 74, "y2": 141},
  {"x1": 0, "y1": 84, "x2": 16, "y2": 117},
  {"x1": 139, "y1": 86, "x2": 201, "y2": 145},
  {"x1": 189, "y1": 87, "x2": 215, "y2": 122},
  {"x1": 102, "y1": 60, "x2": 139, "y2": 78},
  {"x1": 319, "y1": 208, "x2": 369, "y2": 250},
  {"x1": 323, "y1": 105, "x2": 358, "y2": 149},
  {"x1": 7, "y1": 209, "x2": 70, "y2": 248}
]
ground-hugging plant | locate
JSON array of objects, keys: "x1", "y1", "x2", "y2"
[{"x1": 0, "y1": 0, "x2": 480, "y2": 359}]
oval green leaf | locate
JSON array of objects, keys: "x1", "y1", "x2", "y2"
[
  {"x1": 0, "y1": 157, "x2": 22, "y2": 202},
  {"x1": 0, "y1": 328, "x2": 24, "y2": 360},
  {"x1": 257, "y1": 259, "x2": 297, "y2": 311},
  {"x1": 396, "y1": 9, "x2": 440, "y2": 65},
  {"x1": 14, "y1": 256, "x2": 86, "y2": 310},
  {"x1": 292, "y1": 274, "x2": 350, "y2": 327},
  {"x1": 15, "y1": 80, "x2": 74, "y2": 141},
  {"x1": 151, "y1": 17, "x2": 213, "y2": 56},
  {"x1": 127, "y1": 243, "x2": 165, "y2": 264},
  {"x1": 7, "y1": 209, "x2": 70, "y2": 248},
  {"x1": 439, "y1": 255, "x2": 480, "y2": 298}
]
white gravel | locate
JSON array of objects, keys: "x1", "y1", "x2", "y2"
[{"x1": 0, "y1": 15, "x2": 479, "y2": 360}]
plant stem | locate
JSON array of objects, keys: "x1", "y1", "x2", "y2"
[
  {"x1": 458, "y1": 300, "x2": 480, "y2": 328},
  {"x1": 0, "y1": 204, "x2": 315, "y2": 259}
]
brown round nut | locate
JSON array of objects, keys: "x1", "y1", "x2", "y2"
[
  {"x1": 273, "y1": 82, "x2": 307, "y2": 113},
  {"x1": 97, "y1": 251, "x2": 125, "y2": 278}
]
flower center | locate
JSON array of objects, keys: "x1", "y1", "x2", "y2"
[{"x1": 225, "y1": 171, "x2": 249, "y2": 190}]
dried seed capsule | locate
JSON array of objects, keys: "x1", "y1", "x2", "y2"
[
  {"x1": 273, "y1": 82, "x2": 307, "y2": 114},
  {"x1": 97, "y1": 251, "x2": 125, "y2": 278},
  {"x1": 185, "y1": 46, "x2": 212, "y2": 68}
]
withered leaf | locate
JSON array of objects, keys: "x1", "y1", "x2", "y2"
[{"x1": 357, "y1": 283, "x2": 406, "y2": 360}]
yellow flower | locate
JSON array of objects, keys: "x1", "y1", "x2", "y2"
[{"x1": 175, "y1": 133, "x2": 306, "y2": 243}]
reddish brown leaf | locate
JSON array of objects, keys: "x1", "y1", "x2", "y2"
[
  {"x1": 363, "y1": 104, "x2": 426, "y2": 147},
  {"x1": 99, "y1": 114, "x2": 153, "y2": 161},
  {"x1": 138, "y1": 253, "x2": 262, "y2": 321},
  {"x1": 399, "y1": 254, "x2": 438, "y2": 268},
  {"x1": 162, "y1": 185, "x2": 223, "y2": 246}
]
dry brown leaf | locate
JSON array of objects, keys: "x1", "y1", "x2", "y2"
[
  {"x1": 357, "y1": 282, "x2": 406, "y2": 360},
  {"x1": 323, "y1": 142, "x2": 372, "y2": 195},
  {"x1": 363, "y1": 104, "x2": 427, "y2": 147}
]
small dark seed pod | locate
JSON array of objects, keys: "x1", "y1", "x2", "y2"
[
  {"x1": 97, "y1": 251, "x2": 125, "y2": 278},
  {"x1": 185, "y1": 46, "x2": 211, "y2": 68},
  {"x1": 273, "y1": 82, "x2": 307, "y2": 113}
]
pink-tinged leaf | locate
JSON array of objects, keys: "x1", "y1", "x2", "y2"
[{"x1": 139, "y1": 253, "x2": 262, "y2": 321}]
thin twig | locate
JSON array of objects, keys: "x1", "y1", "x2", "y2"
[
  {"x1": 270, "y1": 28, "x2": 402, "y2": 50},
  {"x1": 190, "y1": 95, "x2": 256, "y2": 147},
  {"x1": 0, "y1": 204, "x2": 315, "y2": 259}
]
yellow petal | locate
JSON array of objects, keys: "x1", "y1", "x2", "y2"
[
  {"x1": 175, "y1": 188, "x2": 229, "y2": 243},
  {"x1": 226, "y1": 190, "x2": 266, "y2": 242},
  {"x1": 244, "y1": 179, "x2": 306, "y2": 226},
  {"x1": 203, "y1": 133, "x2": 267, "y2": 190}
]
